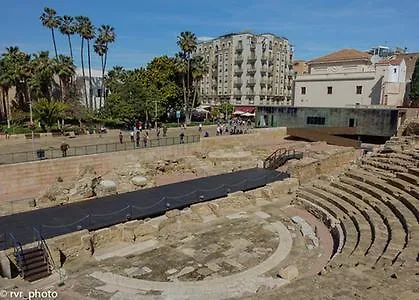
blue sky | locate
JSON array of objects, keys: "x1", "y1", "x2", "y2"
[{"x1": 0, "y1": 0, "x2": 417, "y2": 69}]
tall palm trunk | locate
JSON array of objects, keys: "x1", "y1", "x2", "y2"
[
  {"x1": 99, "y1": 54, "x2": 104, "y2": 108},
  {"x1": 5, "y1": 88, "x2": 11, "y2": 128},
  {"x1": 1, "y1": 89, "x2": 5, "y2": 119},
  {"x1": 191, "y1": 81, "x2": 198, "y2": 120},
  {"x1": 80, "y1": 38, "x2": 89, "y2": 107},
  {"x1": 51, "y1": 28, "x2": 58, "y2": 59},
  {"x1": 103, "y1": 50, "x2": 109, "y2": 103},
  {"x1": 182, "y1": 75, "x2": 187, "y2": 112},
  {"x1": 186, "y1": 58, "x2": 191, "y2": 123},
  {"x1": 87, "y1": 39, "x2": 93, "y2": 110},
  {"x1": 67, "y1": 34, "x2": 73, "y2": 59}
]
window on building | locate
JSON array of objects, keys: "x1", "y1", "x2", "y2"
[
  {"x1": 356, "y1": 86, "x2": 362, "y2": 94},
  {"x1": 327, "y1": 86, "x2": 333, "y2": 94},
  {"x1": 97, "y1": 89, "x2": 102, "y2": 97},
  {"x1": 306, "y1": 116, "x2": 326, "y2": 125},
  {"x1": 348, "y1": 118, "x2": 356, "y2": 127},
  {"x1": 301, "y1": 87, "x2": 306, "y2": 95}
]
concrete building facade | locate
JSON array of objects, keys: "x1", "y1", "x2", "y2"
[
  {"x1": 294, "y1": 49, "x2": 407, "y2": 108},
  {"x1": 195, "y1": 32, "x2": 294, "y2": 109},
  {"x1": 75, "y1": 68, "x2": 106, "y2": 110}
]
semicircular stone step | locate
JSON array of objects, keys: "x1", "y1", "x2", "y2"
[{"x1": 315, "y1": 181, "x2": 389, "y2": 265}]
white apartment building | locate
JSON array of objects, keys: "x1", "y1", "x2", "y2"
[
  {"x1": 294, "y1": 49, "x2": 407, "y2": 108},
  {"x1": 75, "y1": 68, "x2": 106, "y2": 110},
  {"x1": 195, "y1": 32, "x2": 294, "y2": 110}
]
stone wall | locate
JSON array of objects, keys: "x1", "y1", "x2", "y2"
[
  {"x1": 0, "y1": 128, "x2": 287, "y2": 202},
  {"x1": 288, "y1": 148, "x2": 360, "y2": 184}
]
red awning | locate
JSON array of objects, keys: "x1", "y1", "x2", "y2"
[{"x1": 234, "y1": 106, "x2": 255, "y2": 113}]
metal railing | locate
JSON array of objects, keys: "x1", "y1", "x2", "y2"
[
  {"x1": 9, "y1": 233, "x2": 24, "y2": 276},
  {"x1": 0, "y1": 135, "x2": 200, "y2": 165},
  {"x1": 33, "y1": 227, "x2": 61, "y2": 283},
  {"x1": 263, "y1": 148, "x2": 303, "y2": 169}
]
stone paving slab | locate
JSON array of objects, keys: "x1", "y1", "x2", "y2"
[{"x1": 94, "y1": 238, "x2": 159, "y2": 261}]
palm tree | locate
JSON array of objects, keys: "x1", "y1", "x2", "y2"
[
  {"x1": 75, "y1": 16, "x2": 89, "y2": 108},
  {"x1": 176, "y1": 31, "x2": 197, "y2": 123},
  {"x1": 33, "y1": 98, "x2": 68, "y2": 129},
  {"x1": 96, "y1": 25, "x2": 116, "y2": 106},
  {"x1": 190, "y1": 56, "x2": 208, "y2": 117},
  {"x1": 40, "y1": 7, "x2": 60, "y2": 59},
  {"x1": 55, "y1": 55, "x2": 76, "y2": 102},
  {"x1": 174, "y1": 52, "x2": 188, "y2": 113},
  {"x1": 59, "y1": 15, "x2": 75, "y2": 59},
  {"x1": 3, "y1": 47, "x2": 31, "y2": 110},
  {"x1": 0, "y1": 57, "x2": 13, "y2": 126},
  {"x1": 30, "y1": 51, "x2": 56, "y2": 100}
]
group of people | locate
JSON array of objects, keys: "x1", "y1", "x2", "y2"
[{"x1": 215, "y1": 118, "x2": 252, "y2": 136}]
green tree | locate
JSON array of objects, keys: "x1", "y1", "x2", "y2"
[
  {"x1": 59, "y1": 15, "x2": 76, "y2": 59},
  {"x1": 144, "y1": 56, "x2": 183, "y2": 121},
  {"x1": 0, "y1": 56, "x2": 13, "y2": 126},
  {"x1": 409, "y1": 58, "x2": 419, "y2": 105},
  {"x1": 190, "y1": 55, "x2": 208, "y2": 115},
  {"x1": 3, "y1": 47, "x2": 31, "y2": 111},
  {"x1": 220, "y1": 102, "x2": 234, "y2": 119},
  {"x1": 33, "y1": 98, "x2": 68, "y2": 128},
  {"x1": 40, "y1": 7, "x2": 60, "y2": 59},
  {"x1": 55, "y1": 55, "x2": 76, "y2": 101},
  {"x1": 29, "y1": 51, "x2": 57, "y2": 100}
]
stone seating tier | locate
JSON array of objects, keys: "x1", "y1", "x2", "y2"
[
  {"x1": 305, "y1": 185, "x2": 372, "y2": 259},
  {"x1": 313, "y1": 181, "x2": 389, "y2": 265},
  {"x1": 296, "y1": 190, "x2": 359, "y2": 267}
]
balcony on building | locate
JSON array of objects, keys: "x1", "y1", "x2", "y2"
[
  {"x1": 235, "y1": 44, "x2": 243, "y2": 53},
  {"x1": 247, "y1": 54, "x2": 257, "y2": 63},
  {"x1": 247, "y1": 67, "x2": 256, "y2": 75},
  {"x1": 260, "y1": 66, "x2": 268, "y2": 75},
  {"x1": 235, "y1": 55, "x2": 244, "y2": 64},
  {"x1": 234, "y1": 67, "x2": 243, "y2": 76},
  {"x1": 260, "y1": 78, "x2": 270, "y2": 87},
  {"x1": 233, "y1": 79, "x2": 242, "y2": 87},
  {"x1": 247, "y1": 79, "x2": 256, "y2": 87}
]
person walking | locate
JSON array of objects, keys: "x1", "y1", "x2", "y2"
[
  {"x1": 198, "y1": 123, "x2": 202, "y2": 133},
  {"x1": 163, "y1": 124, "x2": 168, "y2": 137},
  {"x1": 180, "y1": 130, "x2": 185, "y2": 144},
  {"x1": 60, "y1": 141, "x2": 69, "y2": 157},
  {"x1": 119, "y1": 131, "x2": 123, "y2": 144},
  {"x1": 130, "y1": 131, "x2": 134, "y2": 142},
  {"x1": 156, "y1": 127, "x2": 161, "y2": 139},
  {"x1": 143, "y1": 131, "x2": 149, "y2": 147},
  {"x1": 136, "y1": 130, "x2": 140, "y2": 148}
]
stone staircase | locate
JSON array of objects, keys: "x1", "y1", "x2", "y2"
[{"x1": 15, "y1": 246, "x2": 51, "y2": 282}]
